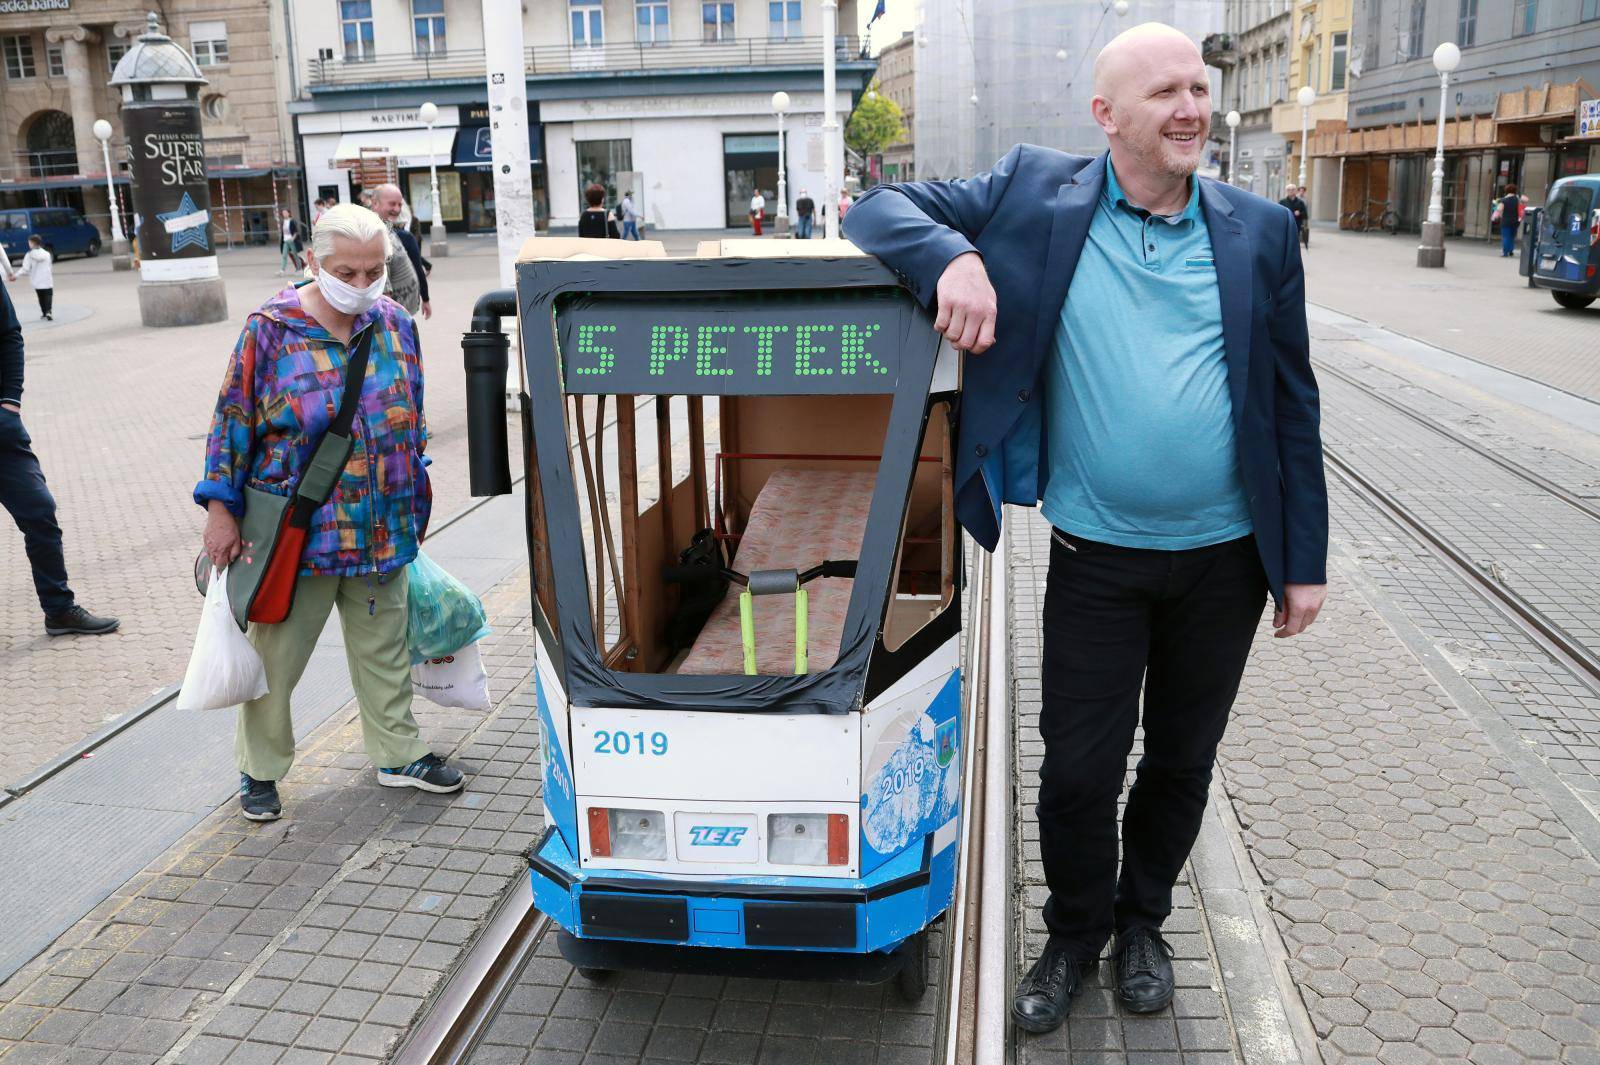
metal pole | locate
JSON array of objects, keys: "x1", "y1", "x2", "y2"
[
  {"x1": 483, "y1": 2, "x2": 534, "y2": 289},
  {"x1": 99, "y1": 138, "x2": 124, "y2": 245},
  {"x1": 1298, "y1": 106, "x2": 1309, "y2": 190},
  {"x1": 822, "y1": 0, "x2": 840, "y2": 240},
  {"x1": 776, "y1": 109, "x2": 787, "y2": 225},
  {"x1": 1427, "y1": 69, "x2": 1449, "y2": 226},
  {"x1": 427, "y1": 119, "x2": 449, "y2": 257},
  {"x1": 1229, "y1": 125, "x2": 1237, "y2": 186}
]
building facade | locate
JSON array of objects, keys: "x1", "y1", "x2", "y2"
[
  {"x1": 915, "y1": 0, "x2": 1224, "y2": 180},
  {"x1": 1206, "y1": 1, "x2": 1293, "y2": 202},
  {"x1": 284, "y1": 0, "x2": 873, "y2": 231},
  {"x1": 1267, "y1": 0, "x2": 1353, "y2": 224},
  {"x1": 876, "y1": 29, "x2": 914, "y2": 182},
  {"x1": 1329, "y1": 0, "x2": 1600, "y2": 235},
  {"x1": 0, "y1": 0, "x2": 296, "y2": 246}
]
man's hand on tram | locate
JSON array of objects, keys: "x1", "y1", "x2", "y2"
[
  {"x1": 1273, "y1": 582, "x2": 1326, "y2": 638},
  {"x1": 934, "y1": 252, "x2": 998, "y2": 354}
]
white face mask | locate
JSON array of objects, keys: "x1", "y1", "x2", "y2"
[{"x1": 317, "y1": 268, "x2": 386, "y2": 316}]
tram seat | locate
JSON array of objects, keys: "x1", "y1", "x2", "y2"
[{"x1": 677, "y1": 468, "x2": 876, "y2": 676}]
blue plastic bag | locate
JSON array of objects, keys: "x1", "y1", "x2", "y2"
[{"x1": 406, "y1": 552, "x2": 491, "y2": 664}]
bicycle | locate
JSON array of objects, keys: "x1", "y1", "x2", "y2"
[{"x1": 1340, "y1": 200, "x2": 1401, "y2": 235}]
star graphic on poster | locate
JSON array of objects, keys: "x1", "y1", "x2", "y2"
[{"x1": 157, "y1": 191, "x2": 211, "y2": 252}]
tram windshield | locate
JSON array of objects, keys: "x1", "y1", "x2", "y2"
[{"x1": 517, "y1": 254, "x2": 954, "y2": 714}]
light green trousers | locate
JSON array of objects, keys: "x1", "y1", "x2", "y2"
[{"x1": 235, "y1": 569, "x2": 431, "y2": 782}]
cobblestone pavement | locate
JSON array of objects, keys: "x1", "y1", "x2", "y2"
[
  {"x1": 1302, "y1": 228, "x2": 1599, "y2": 401},
  {"x1": 0, "y1": 241, "x2": 516, "y2": 788}
]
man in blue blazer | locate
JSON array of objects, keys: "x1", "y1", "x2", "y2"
[{"x1": 845, "y1": 23, "x2": 1327, "y2": 1032}]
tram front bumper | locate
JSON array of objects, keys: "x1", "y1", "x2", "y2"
[{"x1": 528, "y1": 827, "x2": 949, "y2": 956}]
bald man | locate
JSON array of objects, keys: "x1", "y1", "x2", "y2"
[{"x1": 845, "y1": 23, "x2": 1326, "y2": 1032}]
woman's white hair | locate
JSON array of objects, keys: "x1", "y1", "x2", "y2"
[{"x1": 312, "y1": 202, "x2": 388, "y2": 260}]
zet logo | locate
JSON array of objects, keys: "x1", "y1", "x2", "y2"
[
  {"x1": 936, "y1": 718, "x2": 958, "y2": 768},
  {"x1": 687, "y1": 825, "x2": 747, "y2": 847}
]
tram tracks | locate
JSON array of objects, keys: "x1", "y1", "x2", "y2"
[{"x1": 1317, "y1": 359, "x2": 1600, "y2": 696}]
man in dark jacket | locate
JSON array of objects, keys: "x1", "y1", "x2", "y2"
[
  {"x1": 795, "y1": 189, "x2": 816, "y2": 239},
  {"x1": 0, "y1": 278, "x2": 119, "y2": 636},
  {"x1": 1278, "y1": 184, "x2": 1309, "y2": 246},
  {"x1": 845, "y1": 22, "x2": 1326, "y2": 1033},
  {"x1": 372, "y1": 184, "x2": 432, "y2": 319}
]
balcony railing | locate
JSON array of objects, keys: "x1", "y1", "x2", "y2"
[
  {"x1": 307, "y1": 35, "x2": 867, "y2": 87},
  {"x1": 1201, "y1": 33, "x2": 1237, "y2": 66}
]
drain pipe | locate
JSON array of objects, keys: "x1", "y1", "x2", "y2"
[{"x1": 462, "y1": 288, "x2": 517, "y2": 498}]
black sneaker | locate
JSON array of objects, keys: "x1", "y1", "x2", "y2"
[
  {"x1": 239, "y1": 774, "x2": 282, "y2": 821},
  {"x1": 1113, "y1": 926, "x2": 1176, "y2": 1013},
  {"x1": 378, "y1": 753, "x2": 464, "y2": 793},
  {"x1": 1011, "y1": 942, "x2": 1098, "y2": 1034},
  {"x1": 44, "y1": 605, "x2": 120, "y2": 636}
]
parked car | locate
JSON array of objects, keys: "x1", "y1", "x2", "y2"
[
  {"x1": 1527, "y1": 175, "x2": 1600, "y2": 310},
  {"x1": 0, "y1": 206, "x2": 103, "y2": 263}
]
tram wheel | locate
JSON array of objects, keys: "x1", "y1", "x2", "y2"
[
  {"x1": 894, "y1": 930, "x2": 929, "y2": 1002},
  {"x1": 576, "y1": 967, "x2": 614, "y2": 984}
]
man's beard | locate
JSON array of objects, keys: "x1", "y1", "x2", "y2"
[{"x1": 1126, "y1": 124, "x2": 1205, "y2": 179}]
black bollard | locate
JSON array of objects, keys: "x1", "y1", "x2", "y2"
[{"x1": 462, "y1": 289, "x2": 517, "y2": 497}]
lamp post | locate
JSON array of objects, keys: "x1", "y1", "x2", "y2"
[
  {"x1": 772, "y1": 90, "x2": 790, "y2": 235},
  {"x1": 1296, "y1": 84, "x2": 1316, "y2": 193},
  {"x1": 1225, "y1": 110, "x2": 1240, "y2": 187},
  {"x1": 418, "y1": 101, "x2": 449, "y2": 258},
  {"x1": 1418, "y1": 41, "x2": 1460, "y2": 268},
  {"x1": 821, "y1": 0, "x2": 841, "y2": 240},
  {"x1": 91, "y1": 118, "x2": 131, "y2": 271}
]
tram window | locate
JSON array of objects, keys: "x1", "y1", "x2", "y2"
[
  {"x1": 883, "y1": 399, "x2": 957, "y2": 652},
  {"x1": 551, "y1": 390, "x2": 898, "y2": 677}
]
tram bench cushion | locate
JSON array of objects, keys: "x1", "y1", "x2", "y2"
[{"x1": 677, "y1": 468, "x2": 876, "y2": 676}]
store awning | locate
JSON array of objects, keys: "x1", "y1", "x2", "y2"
[
  {"x1": 0, "y1": 173, "x2": 130, "y2": 192},
  {"x1": 331, "y1": 128, "x2": 450, "y2": 170},
  {"x1": 450, "y1": 124, "x2": 544, "y2": 168}
]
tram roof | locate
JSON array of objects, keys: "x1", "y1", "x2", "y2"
[{"x1": 515, "y1": 236, "x2": 870, "y2": 262}]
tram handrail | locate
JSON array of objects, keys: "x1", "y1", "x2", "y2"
[{"x1": 975, "y1": 528, "x2": 1010, "y2": 1065}]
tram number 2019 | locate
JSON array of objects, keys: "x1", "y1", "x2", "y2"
[
  {"x1": 878, "y1": 755, "x2": 928, "y2": 803},
  {"x1": 593, "y1": 730, "x2": 669, "y2": 757}
]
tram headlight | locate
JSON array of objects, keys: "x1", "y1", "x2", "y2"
[
  {"x1": 588, "y1": 807, "x2": 668, "y2": 860},
  {"x1": 766, "y1": 814, "x2": 850, "y2": 867}
]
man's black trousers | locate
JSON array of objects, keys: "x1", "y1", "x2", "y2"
[
  {"x1": 1038, "y1": 528, "x2": 1267, "y2": 959},
  {"x1": 0, "y1": 409, "x2": 73, "y2": 615}
]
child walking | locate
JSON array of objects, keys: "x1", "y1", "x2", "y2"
[{"x1": 6, "y1": 236, "x2": 53, "y2": 320}]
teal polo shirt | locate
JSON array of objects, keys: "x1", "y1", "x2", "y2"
[{"x1": 1040, "y1": 160, "x2": 1252, "y2": 549}]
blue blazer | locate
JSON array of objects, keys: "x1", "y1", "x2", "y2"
[{"x1": 843, "y1": 145, "x2": 1327, "y2": 605}]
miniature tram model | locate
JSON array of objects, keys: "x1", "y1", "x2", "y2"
[{"x1": 462, "y1": 238, "x2": 963, "y2": 995}]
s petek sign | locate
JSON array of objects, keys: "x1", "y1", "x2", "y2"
[{"x1": 124, "y1": 105, "x2": 216, "y2": 262}]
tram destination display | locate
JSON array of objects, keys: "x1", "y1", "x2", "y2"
[{"x1": 557, "y1": 290, "x2": 909, "y2": 394}]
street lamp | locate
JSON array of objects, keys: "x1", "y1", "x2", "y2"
[
  {"x1": 772, "y1": 90, "x2": 791, "y2": 234},
  {"x1": 91, "y1": 119, "x2": 131, "y2": 271},
  {"x1": 1296, "y1": 85, "x2": 1316, "y2": 193},
  {"x1": 1225, "y1": 110, "x2": 1240, "y2": 187},
  {"x1": 419, "y1": 101, "x2": 449, "y2": 258},
  {"x1": 1418, "y1": 41, "x2": 1461, "y2": 268},
  {"x1": 1114, "y1": 0, "x2": 1130, "y2": 14}
]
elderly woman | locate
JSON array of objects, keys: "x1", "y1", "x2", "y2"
[{"x1": 195, "y1": 202, "x2": 464, "y2": 822}]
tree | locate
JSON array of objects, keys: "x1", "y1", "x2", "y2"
[{"x1": 845, "y1": 84, "x2": 907, "y2": 158}]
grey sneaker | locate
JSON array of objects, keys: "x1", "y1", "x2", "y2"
[
  {"x1": 377, "y1": 753, "x2": 464, "y2": 793},
  {"x1": 240, "y1": 774, "x2": 282, "y2": 821}
]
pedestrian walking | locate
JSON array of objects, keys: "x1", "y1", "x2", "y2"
[
  {"x1": 371, "y1": 184, "x2": 430, "y2": 319},
  {"x1": 750, "y1": 190, "x2": 766, "y2": 236},
  {"x1": 195, "y1": 202, "x2": 464, "y2": 823},
  {"x1": 578, "y1": 184, "x2": 620, "y2": 239},
  {"x1": 312, "y1": 198, "x2": 329, "y2": 224},
  {"x1": 795, "y1": 188, "x2": 815, "y2": 239},
  {"x1": 838, "y1": 189, "x2": 853, "y2": 222},
  {"x1": 0, "y1": 276, "x2": 119, "y2": 636},
  {"x1": 845, "y1": 21, "x2": 1326, "y2": 1033},
  {"x1": 620, "y1": 190, "x2": 640, "y2": 240},
  {"x1": 1495, "y1": 183, "x2": 1520, "y2": 256},
  {"x1": 6, "y1": 236, "x2": 54, "y2": 320},
  {"x1": 278, "y1": 209, "x2": 304, "y2": 274},
  {"x1": 1278, "y1": 184, "x2": 1309, "y2": 247}
]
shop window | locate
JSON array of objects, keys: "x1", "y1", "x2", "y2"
[
  {"x1": 571, "y1": 0, "x2": 604, "y2": 47},
  {"x1": 1330, "y1": 32, "x2": 1347, "y2": 92},
  {"x1": 45, "y1": 44, "x2": 63, "y2": 77},
  {"x1": 1457, "y1": 0, "x2": 1478, "y2": 44},
  {"x1": 577, "y1": 138, "x2": 632, "y2": 206},
  {"x1": 413, "y1": 0, "x2": 446, "y2": 56},
  {"x1": 3, "y1": 35, "x2": 36, "y2": 79},
  {"x1": 768, "y1": 0, "x2": 801, "y2": 39},
  {"x1": 340, "y1": 1, "x2": 375, "y2": 60},
  {"x1": 190, "y1": 21, "x2": 229, "y2": 66},
  {"x1": 1512, "y1": 0, "x2": 1537, "y2": 36},
  {"x1": 635, "y1": 0, "x2": 670, "y2": 43},
  {"x1": 702, "y1": 2, "x2": 735, "y2": 41}
]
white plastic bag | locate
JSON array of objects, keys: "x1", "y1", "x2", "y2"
[
  {"x1": 411, "y1": 641, "x2": 491, "y2": 710},
  {"x1": 177, "y1": 566, "x2": 270, "y2": 712}
]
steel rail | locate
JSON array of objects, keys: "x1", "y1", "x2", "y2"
[
  {"x1": 1315, "y1": 360, "x2": 1600, "y2": 524},
  {"x1": 974, "y1": 528, "x2": 1011, "y2": 1065},
  {"x1": 392, "y1": 879, "x2": 550, "y2": 1065},
  {"x1": 1325, "y1": 447, "x2": 1600, "y2": 696}
]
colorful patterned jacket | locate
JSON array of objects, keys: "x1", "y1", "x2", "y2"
[{"x1": 195, "y1": 285, "x2": 431, "y2": 577}]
